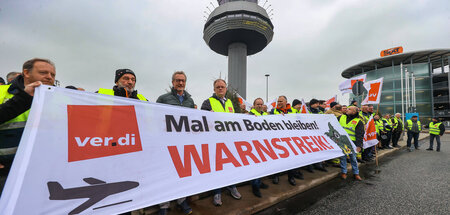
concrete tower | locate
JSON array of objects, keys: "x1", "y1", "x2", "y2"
[{"x1": 203, "y1": 0, "x2": 274, "y2": 99}]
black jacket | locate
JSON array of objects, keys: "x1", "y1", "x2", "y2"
[
  {"x1": 111, "y1": 86, "x2": 147, "y2": 101},
  {"x1": 156, "y1": 88, "x2": 195, "y2": 108},
  {"x1": 0, "y1": 75, "x2": 32, "y2": 124},
  {"x1": 337, "y1": 114, "x2": 364, "y2": 148},
  {"x1": 309, "y1": 106, "x2": 321, "y2": 114}
]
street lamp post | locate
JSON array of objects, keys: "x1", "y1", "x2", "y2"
[{"x1": 265, "y1": 74, "x2": 270, "y2": 102}]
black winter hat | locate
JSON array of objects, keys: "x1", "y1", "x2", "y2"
[
  {"x1": 330, "y1": 102, "x2": 338, "y2": 108},
  {"x1": 309, "y1": 98, "x2": 319, "y2": 105},
  {"x1": 115, "y1": 69, "x2": 136, "y2": 83},
  {"x1": 292, "y1": 99, "x2": 301, "y2": 107}
]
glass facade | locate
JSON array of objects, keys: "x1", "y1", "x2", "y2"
[{"x1": 350, "y1": 62, "x2": 433, "y2": 124}]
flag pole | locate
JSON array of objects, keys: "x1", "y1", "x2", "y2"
[{"x1": 375, "y1": 103, "x2": 380, "y2": 169}]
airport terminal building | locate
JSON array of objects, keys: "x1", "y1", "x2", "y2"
[{"x1": 341, "y1": 49, "x2": 450, "y2": 126}]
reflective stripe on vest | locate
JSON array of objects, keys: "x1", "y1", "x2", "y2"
[
  {"x1": 392, "y1": 118, "x2": 398, "y2": 129},
  {"x1": 339, "y1": 115, "x2": 361, "y2": 141},
  {"x1": 0, "y1": 85, "x2": 28, "y2": 156},
  {"x1": 250, "y1": 109, "x2": 267, "y2": 116},
  {"x1": 375, "y1": 120, "x2": 384, "y2": 134},
  {"x1": 429, "y1": 122, "x2": 441, "y2": 135},
  {"x1": 0, "y1": 85, "x2": 29, "y2": 128},
  {"x1": 98, "y1": 88, "x2": 147, "y2": 101},
  {"x1": 383, "y1": 119, "x2": 392, "y2": 131},
  {"x1": 209, "y1": 97, "x2": 234, "y2": 113},
  {"x1": 407, "y1": 120, "x2": 421, "y2": 131}
]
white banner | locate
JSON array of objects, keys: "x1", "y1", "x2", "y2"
[
  {"x1": 0, "y1": 87, "x2": 357, "y2": 215},
  {"x1": 338, "y1": 74, "x2": 366, "y2": 95},
  {"x1": 361, "y1": 77, "x2": 384, "y2": 105}
]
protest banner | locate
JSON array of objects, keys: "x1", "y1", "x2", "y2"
[{"x1": 0, "y1": 87, "x2": 356, "y2": 215}]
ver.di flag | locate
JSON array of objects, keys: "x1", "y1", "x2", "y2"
[
  {"x1": 361, "y1": 77, "x2": 384, "y2": 105},
  {"x1": 299, "y1": 98, "x2": 309, "y2": 114},
  {"x1": 236, "y1": 93, "x2": 252, "y2": 112},
  {"x1": 265, "y1": 97, "x2": 277, "y2": 112},
  {"x1": 363, "y1": 115, "x2": 378, "y2": 149},
  {"x1": 0, "y1": 87, "x2": 357, "y2": 215},
  {"x1": 325, "y1": 95, "x2": 337, "y2": 110},
  {"x1": 338, "y1": 74, "x2": 366, "y2": 95}
]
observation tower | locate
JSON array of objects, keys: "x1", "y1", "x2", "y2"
[{"x1": 203, "y1": 0, "x2": 274, "y2": 98}]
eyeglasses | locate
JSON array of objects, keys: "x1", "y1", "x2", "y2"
[
  {"x1": 174, "y1": 79, "x2": 186, "y2": 83},
  {"x1": 215, "y1": 86, "x2": 226, "y2": 89}
]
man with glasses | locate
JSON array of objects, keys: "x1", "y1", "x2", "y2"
[
  {"x1": 201, "y1": 79, "x2": 242, "y2": 206},
  {"x1": 156, "y1": 71, "x2": 194, "y2": 215}
]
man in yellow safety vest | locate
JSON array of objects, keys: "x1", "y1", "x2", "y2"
[
  {"x1": 269, "y1": 96, "x2": 303, "y2": 186},
  {"x1": 97, "y1": 69, "x2": 147, "y2": 101},
  {"x1": 406, "y1": 115, "x2": 421, "y2": 152},
  {"x1": 248, "y1": 98, "x2": 269, "y2": 198},
  {"x1": 337, "y1": 106, "x2": 363, "y2": 181},
  {"x1": 0, "y1": 58, "x2": 56, "y2": 186},
  {"x1": 425, "y1": 117, "x2": 445, "y2": 152},
  {"x1": 200, "y1": 79, "x2": 241, "y2": 206},
  {"x1": 391, "y1": 113, "x2": 403, "y2": 148}
]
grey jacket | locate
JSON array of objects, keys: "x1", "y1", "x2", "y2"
[{"x1": 156, "y1": 87, "x2": 195, "y2": 108}]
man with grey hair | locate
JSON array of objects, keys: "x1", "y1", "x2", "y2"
[
  {"x1": 156, "y1": 71, "x2": 194, "y2": 107},
  {"x1": 391, "y1": 113, "x2": 403, "y2": 148},
  {"x1": 156, "y1": 71, "x2": 194, "y2": 215},
  {"x1": 6, "y1": 72, "x2": 21, "y2": 84}
]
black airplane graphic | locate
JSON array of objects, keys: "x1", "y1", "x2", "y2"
[{"x1": 47, "y1": 177, "x2": 139, "y2": 215}]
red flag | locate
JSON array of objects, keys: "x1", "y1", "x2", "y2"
[{"x1": 325, "y1": 95, "x2": 337, "y2": 109}]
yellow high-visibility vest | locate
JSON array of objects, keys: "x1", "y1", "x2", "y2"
[
  {"x1": 0, "y1": 85, "x2": 29, "y2": 156},
  {"x1": 407, "y1": 119, "x2": 421, "y2": 131},
  {"x1": 209, "y1": 97, "x2": 234, "y2": 113},
  {"x1": 429, "y1": 122, "x2": 441, "y2": 135},
  {"x1": 272, "y1": 108, "x2": 295, "y2": 115},
  {"x1": 339, "y1": 115, "x2": 361, "y2": 142},
  {"x1": 250, "y1": 108, "x2": 268, "y2": 116},
  {"x1": 98, "y1": 88, "x2": 147, "y2": 101}
]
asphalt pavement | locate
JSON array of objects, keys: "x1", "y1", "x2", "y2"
[{"x1": 296, "y1": 135, "x2": 450, "y2": 215}]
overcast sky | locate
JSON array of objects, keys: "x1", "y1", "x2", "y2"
[{"x1": 1, "y1": 0, "x2": 449, "y2": 105}]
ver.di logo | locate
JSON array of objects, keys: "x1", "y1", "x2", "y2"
[{"x1": 67, "y1": 105, "x2": 143, "y2": 162}]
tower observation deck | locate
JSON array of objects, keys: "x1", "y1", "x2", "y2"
[{"x1": 203, "y1": 0, "x2": 274, "y2": 99}]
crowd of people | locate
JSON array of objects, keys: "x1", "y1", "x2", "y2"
[{"x1": 0, "y1": 58, "x2": 446, "y2": 215}]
